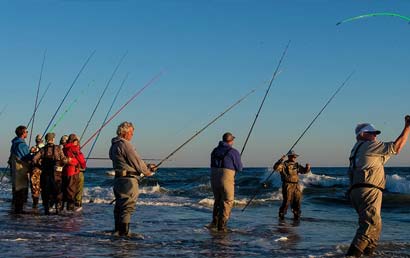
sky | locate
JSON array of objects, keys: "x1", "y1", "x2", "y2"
[{"x1": 0, "y1": 0, "x2": 410, "y2": 167}]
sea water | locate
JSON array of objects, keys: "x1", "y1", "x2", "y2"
[{"x1": 0, "y1": 167, "x2": 409, "y2": 257}]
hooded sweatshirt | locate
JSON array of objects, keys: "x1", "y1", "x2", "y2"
[
  {"x1": 10, "y1": 137, "x2": 30, "y2": 161},
  {"x1": 63, "y1": 142, "x2": 86, "y2": 176},
  {"x1": 109, "y1": 136, "x2": 151, "y2": 176},
  {"x1": 210, "y1": 141, "x2": 243, "y2": 171}
]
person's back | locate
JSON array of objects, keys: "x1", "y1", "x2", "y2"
[{"x1": 209, "y1": 132, "x2": 242, "y2": 232}]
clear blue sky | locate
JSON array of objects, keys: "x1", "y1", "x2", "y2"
[{"x1": 1, "y1": 0, "x2": 409, "y2": 167}]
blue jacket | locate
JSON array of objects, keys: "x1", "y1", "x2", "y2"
[
  {"x1": 10, "y1": 137, "x2": 30, "y2": 160},
  {"x1": 210, "y1": 141, "x2": 243, "y2": 171}
]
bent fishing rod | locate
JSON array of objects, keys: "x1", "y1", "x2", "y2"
[
  {"x1": 49, "y1": 80, "x2": 95, "y2": 133},
  {"x1": 81, "y1": 71, "x2": 163, "y2": 149},
  {"x1": 242, "y1": 71, "x2": 355, "y2": 212},
  {"x1": 42, "y1": 50, "x2": 96, "y2": 138},
  {"x1": 241, "y1": 41, "x2": 291, "y2": 156},
  {"x1": 154, "y1": 88, "x2": 258, "y2": 168},
  {"x1": 27, "y1": 82, "x2": 51, "y2": 128},
  {"x1": 29, "y1": 49, "x2": 47, "y2": 147},
  {"x1": 79, "y1": 52, "x2": 128, "y2": 141},
  {"x1": 85, "y1": 73, "x2": 129, "y2": 161}
]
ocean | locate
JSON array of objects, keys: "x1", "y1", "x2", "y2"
[{"x1": 0, "y1": 167, "x2": 409, "y2": 257}]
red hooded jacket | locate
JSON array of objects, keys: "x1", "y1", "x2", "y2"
[{"x1": 63, "y1": 142, "x2": 86, "y2": 176}]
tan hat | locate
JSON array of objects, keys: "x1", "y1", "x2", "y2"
[
  {"x1": 45, "y1": 132, "x2": 55, "y2": 142},
  {"x1": 287, "y1": 150, "x2": 299, "y2": 157}
]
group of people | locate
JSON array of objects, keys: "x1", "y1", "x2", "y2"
[
  {"x1": 6, "y1": 115, "x2": 410, "y2": 258},
  {"x1": 109, "y1": 116, "x2": 410, "y2": 258},
  {"x1": 8, "y1": 126, "x2": 86, "y2": 215}
]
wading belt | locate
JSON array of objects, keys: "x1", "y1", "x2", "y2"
[
  {"x1": 115, "y1": 170, "x2": 140, "y2": 178},
  {"x1": 350, "y1": 183, "x2": 384, "y2": 192}
]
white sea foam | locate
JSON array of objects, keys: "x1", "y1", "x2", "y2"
[
  {"x1": 274, "y1": 236, "x2": 288, "y2": 242},
  {"x1": 198, "y1": 190, "x2": 282, "y2": 208},
  {"x1": 386, "y1": 174, "x2": 410, "y2": 194},
  {"x1": 300, "y1": 172, "x2": 349, "y2": 188}
]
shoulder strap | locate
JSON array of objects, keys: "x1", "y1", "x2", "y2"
[
  {"x1": 350, "y1": 142, "x2": 365, "y2": 169},
  {"x1": 214, "y1": 148, "x2": 232, "y2": 168}
]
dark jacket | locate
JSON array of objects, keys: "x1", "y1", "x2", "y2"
[{"x1": 210, "y1": 141, "x2": 243, "y2": 171}]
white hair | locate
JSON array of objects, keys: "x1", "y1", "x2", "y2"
[{"x1": 117, "y1": 121, "x2": 134, "y2": 137}]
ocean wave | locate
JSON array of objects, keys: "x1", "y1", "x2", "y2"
[
  {"x1": 386, "y1": 174, "x2": 410, "y2": 194},
  {"x1": 84, "y1": 184, "x2": 166, "y2": 203},
  {"x1": 198, "y1": 190, "x2": 282, "y2": 208},
  {"x1": 300, "y1": 173, "x2": 349, "y2": 188}
]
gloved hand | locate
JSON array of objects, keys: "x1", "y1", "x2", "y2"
[{"x1": 405, "y1": 115, "x2": 410, "y2": 127}]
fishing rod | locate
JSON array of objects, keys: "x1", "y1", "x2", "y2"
[
  {"x1": 241, "y1": 41, "x2": 290, "y2": 156},
  {"x1": 85, "y1": 73, "x2": 129, "y2": 161},
  {"x1": 155, "y1": 88, "x2": 258, "y2": 168},
  {"x1": 49, "y1": 80, "x2": 95, "y2": 133},
  {"x1": 42, "y1": 50, "x2": 96, "y2": 138},
  {"x1": 79, "y1": 52, "x2": 128, "y2": 141},
  {"x1": 81, "y1": 71, "x2": 163, "y2": 149},
  {"x1": 242, "y1": 71, "x2": 355, "y2": 212},
  {"x1": 27, "y1": 82, "x2": 51, "y2": 128},
  {"x1": 0, "y1": 104, "x2": 8, "y2": 118},
  {"x1": 29, "y1": 49, "x2": 47, "y2": 147},
  {"x1": 87, "y1": 157, "x2": 161, "y2": 161}
]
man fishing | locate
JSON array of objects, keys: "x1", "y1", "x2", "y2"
[
  {"x1": 8, "y1": 125, "x2": 31, "y2": 214},
  {"x1": 29, "y1": 134, "x2": 45, "y2": 209},
  {"x1": 109, "y1": 122, "x2": 157, "y2": 237},
  {"x1": 273, "y1": 151, "x2": 310, "y2": 220},
  {"x1": 209, "y1": 132, "x2": 243, "y2": 232},
  {"x1": 33, "y1": 132, "x2": 68, "y2": 215},
  {"x1": 346, "y1": 116, "x2": 410, "y2": 257}
]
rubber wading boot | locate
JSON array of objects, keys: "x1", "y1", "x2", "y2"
[
  {"x1": 279, "y1": 212, "x2": 285, "y2": 220},
  {"x1": 217, "y1": 220, "x2": 228, "y2": 232},
  {"x1": 206, "y1": 219, "x2": 218, "y2": 229},
  {"x1": 32, "y1": 197, "x2": 39, "y2": 209},
  {"x1": 346, "y1": 245, "x2": 363, "y2": 257},
  {"x1": 119, "y1": 223, "x2": 130, "y2": 237},
  {"x1": 44, "y1": 204, "x2": 50, "y2": 215},
  {"x1": 363, "y1": 246, "x2": 376, "y2": 256},
  {"x1": 293, "y1": 212, "x2": 301, "y2": 220},
  {"x1": 56, "y1": 202, "x2": 63, "y2": 215}
]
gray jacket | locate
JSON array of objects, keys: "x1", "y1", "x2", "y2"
[{"x1": 109, "y1": 136, "x2": 151, "y2": 176}]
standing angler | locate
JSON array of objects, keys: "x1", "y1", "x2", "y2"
[
  {"x1": 63, "y1": 134, "x2": 86, "y2": 211},
  {"x1": 109, "y1": 122, "x2": 157, "y2": 237},
  {"x1": 273, "y1": 151, "x2": 311, "y2": 220},
  {"x1": 8, "y1": 125, "x2": 31, "y2": 214},
  {"x1": 346, "y1": 116, "x2": 410, "y2": 257},
  {"x1": 33, "y1": 133, "x2": 68, "y2": 215},
  {"x1": 29, "y1": 134, "x2": 45, "y2": 209},
  {"x1": 209, "y1": 132, "x2": 243, "y2": 232}
]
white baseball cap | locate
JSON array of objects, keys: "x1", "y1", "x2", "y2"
[{"x1": 355, "y1": 123, "x2": 381, "y2": 136}]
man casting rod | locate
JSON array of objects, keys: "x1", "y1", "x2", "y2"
[{"x1": 242, "y1": 70, "x2": 355, "y2": 212}]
